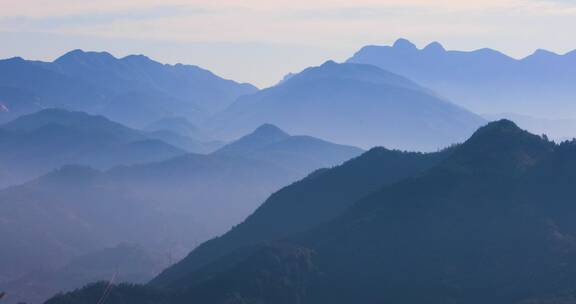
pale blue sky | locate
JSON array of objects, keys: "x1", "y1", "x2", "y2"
[{"x1": 1, "y1": 0, "x2": 576, "y2": 87}]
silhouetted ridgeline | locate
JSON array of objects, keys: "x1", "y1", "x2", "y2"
[
  {"x1": 46, "y1": 120, "x2": 576, "y2": 304},
  {"x1": 0, "y1": 120, "x2": 361, "y2": 304},
  {"x1": 0, "y1": 50, "x2": 257, "y2": 126},
  {"x1": 152, "y1": 145, "x2": 447, "y2": 288},
  {"x1": 349, "y1": 38, "x2": 576, "y2": 119}
]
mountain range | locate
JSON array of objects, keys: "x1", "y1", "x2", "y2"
[
  {"x1": 348, "y1": 38, "x2": 576, "y2": 120},
  {"x1": 3, "y1": 42, "x2": 576, "y2": 304},
  {"x1": 0, "y1": 108, "x2": 233, "y2": 188},
  {"x1": 0, "y1": 50, "x2": 257, "y2": 127},
  {"x1": 210, "y1": 60, "x2": 485, "y2": 151},
  {"x1": 4, "y1": 44, "x2": 576, "y2": 147},
  {"x1": 0, "y1": 118, "x2": 361, "y2": 304},
  {"x1": 46, "y1": 120, "x2": 576, "y2": 304},
  {"x1": 153, "y1": 145, "x2": 449, "y2": 289},
  {"x1": 0, "y1": 109, "x2": 192, "y2": 187},
  {"x1": 0, "y1": 48, "x2": 495, "y2": 152}
]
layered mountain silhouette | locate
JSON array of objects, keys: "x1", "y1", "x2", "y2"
[
  {"x1": 0, "y1": 123, "x2": 361, "y2": 304},
  {"x1": 0, "y1": 50, "x2": 257, "y2": 126},
  {"x1": 348, "y1": 38, "x2": 576, "y2": 120},
  {"x1": 214, "y1": 123, "x2": 363, "y2": 173},
  {"x1": 47, "y1": 120, "x2": 576, "y2": 304},
  {"x1": 4, "y1": 41, "x2": 576, "y2": 304},
  {"x1": 152, "y1": 146, "x2": 448, "y2": 288},
  {"x1": 0, "y1": 109, "x2": 188, "y2": 187},
  {"x1": 209, "y1": 60, "x2": 485, "y2": 151}
]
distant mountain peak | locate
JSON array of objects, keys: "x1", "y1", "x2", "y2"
[
  {"x1": 288, "y1": 61, "x2": 422, "y2": 91},
  {"x1": 252, "y1": 123, "x2": 289, "y2": 139},
  {"x1": 464, "y1": 119, "x2": 538, "y2": 146},
  {"x1": 214, "y1": 55, "x2": 484, "y2": 151},
  {"x1": 213, "y1": 124, "x2": 291, "y2": 156},
  {"x1": 2, "y1": 56, "x2": 25, "y2": 63},
  {"x1": 393, "y1": 38, "x2": 417, "y2": 50},
  {"x1": 62, "y1": 49, "x2": 86, "y2": 56},
  {"x1": 321, "y1": 60, "x2": 338, "y2": 67},
  {"x1": 471, "y1": 119, "x2": 523, "y2": 138},
  {"x1": 122, "y1": 54, "x2": 155, "y2": 64},
  {"x1": 423, "y1": 41, "x2": 445, "y2": 53},
  {"x1": 450, "y1": 119, "x2": 554, "y2": 172},
  {"x1": 54, "y1": 49, "x2": 117, "y2": 64},
  {"x1": 531, "y1": 49, "x2": 559, "y2": 57}
]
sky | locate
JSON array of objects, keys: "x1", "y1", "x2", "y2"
[{"x1": 1, "y1": 0, "x2": 576, "y2": 87}]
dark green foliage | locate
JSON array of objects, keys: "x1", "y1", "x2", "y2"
[
  {"x1": 45, "y1": 282, "x2": 167, "y2": 304},
  {"x1": 175, "y1": 243, "x2": 318, "y2": 304},
  {"x1": 186, "y1": 120, "x2": 576, "y2": 304},
  {"x1": 1, "y1": 121, "x2": 363, "y2": 304},
  {"x1": 519, "y1": 290, "x2": 576, "y2": 304},
  {"x1": 47, "y1": 120, "x2": 576, "y2": 304},
  {"x1": 152, "y1": 146, "x2": 447, "y2": 288}
]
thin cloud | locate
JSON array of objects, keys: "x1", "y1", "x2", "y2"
[{"x1": 0, "y1": 5, "x2": 224, "y2": 31}]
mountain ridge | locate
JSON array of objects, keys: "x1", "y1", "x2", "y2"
[
  {"x1": 46, "y1": 120, "x2": 576, "y2": 304},
  {"x1": 151, "y1": 145, "x2": 448, "y2": 288},
  {"x1": 0, "y1": 50, "x2": 258, "y2": 126},
  {"x1": 0, "y1": 121, "x2": 363, "y2": 304},
  {"x1": 0, "y1": 108, "x2": 188, "y2": 187},
  {"x1": 210, "y1": 61, "x2": 485, "y2": 151},
  {"x1": 348, "y1": 38, "x2": 576, "y2": 120}
]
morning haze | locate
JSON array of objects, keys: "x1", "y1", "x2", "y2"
[
  {"x1": 2, "y1": 0, "x2": 576, "y2": 87},
  {"x1": 2, "y1": 1, "x2": 576, "y2": 304}
]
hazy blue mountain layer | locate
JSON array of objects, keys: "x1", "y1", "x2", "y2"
[
  {"x1": 210, "y1": 61, "x2": 485, "y2": 151},
  {"x1": 349, "y1": 38, "x2": 576, "y2": 119},
  {"x1": 0, "y1": 50, "x2": 257, "y2": 126},
  {"x1": 47, "y1": 120, "x2": 576, "y2": 304},
  {"x1": 0, "y1": 123, "x2": 360, "y2": 304},
  {"x1": 0, "y1": 109, "x2": 187, "y2": 187}
]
